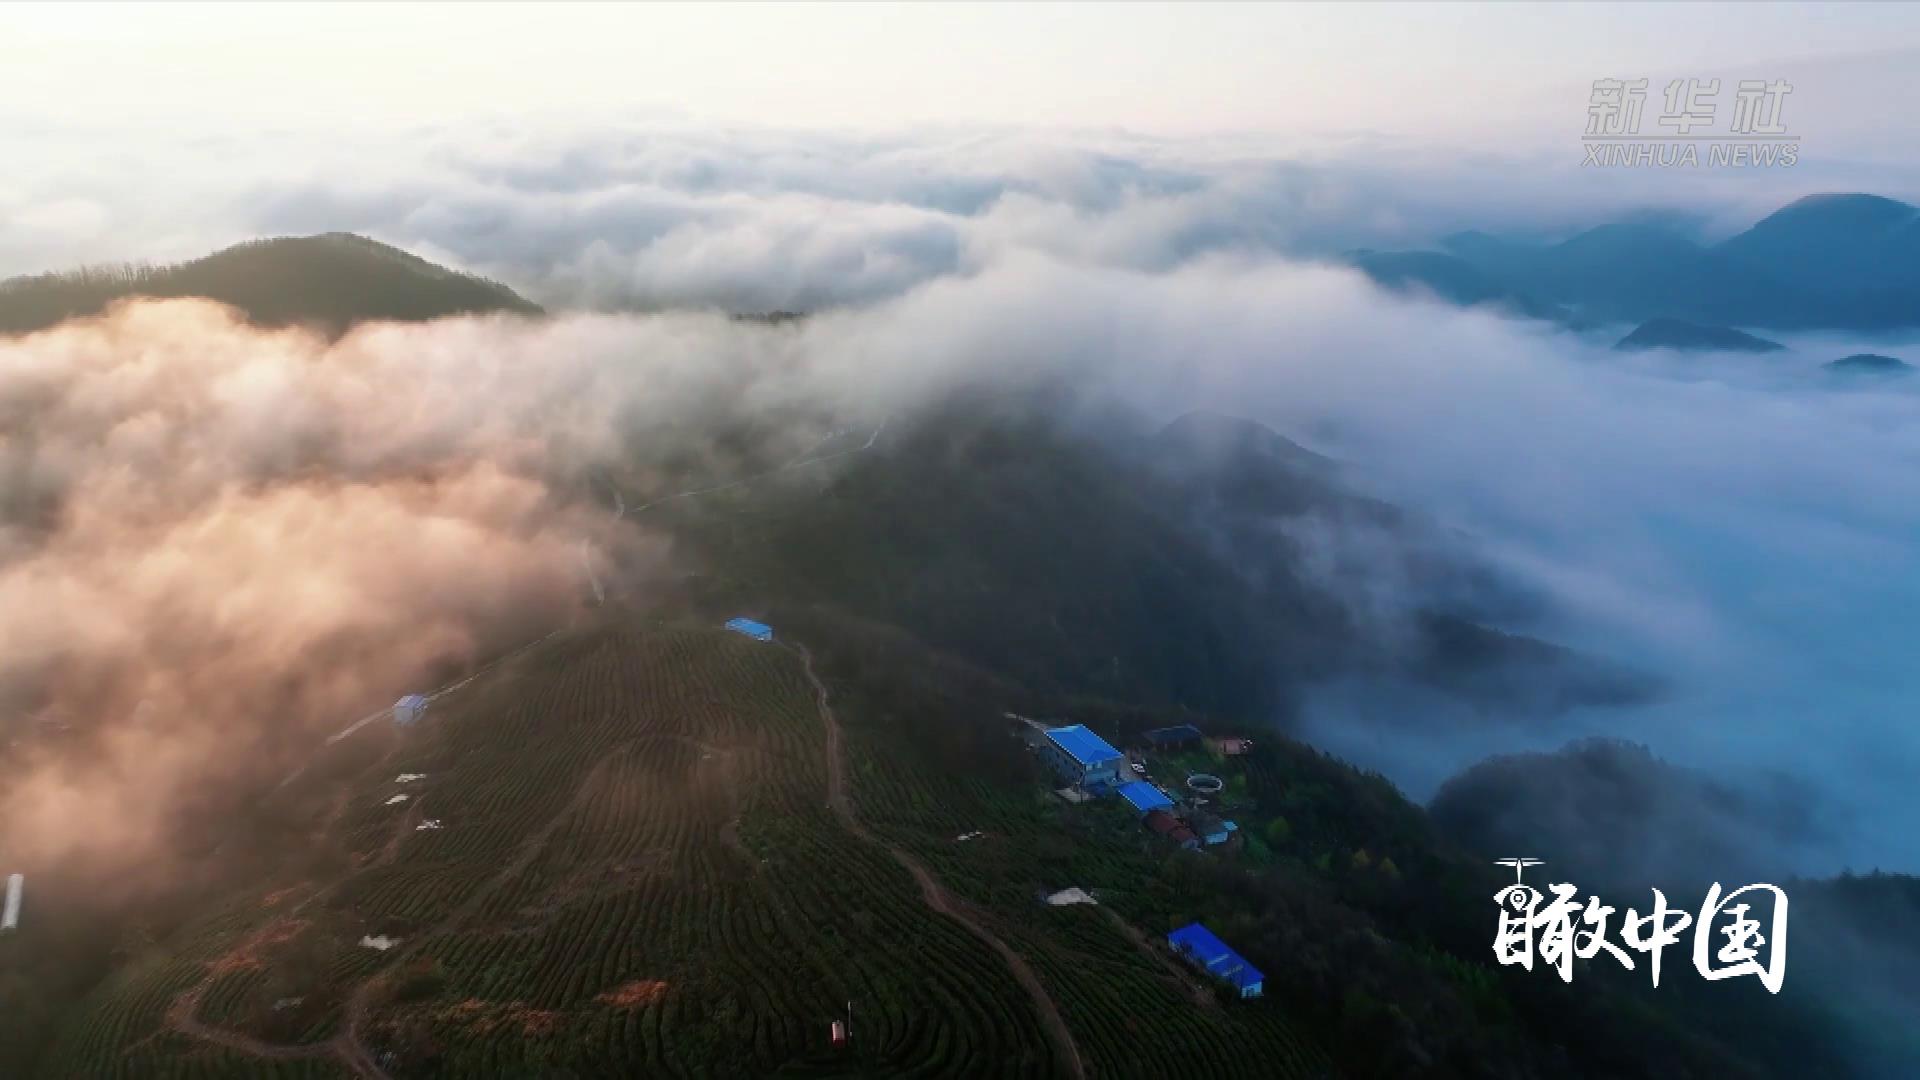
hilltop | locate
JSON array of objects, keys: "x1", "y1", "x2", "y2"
[
  {"x1": 650, "y1": 392, "x2": 1655, "y2": 724},
  {"x1": 1613, "y1": 318, "x2": 1786, "y2": 353},
  {"x1": 0, "y1": 233, "x2": 540, "y2": 337},
  {"x1": 1345, "y1": 249, "x2": 1569, "y2": 324},
  {"x1": 1360, "y1": 193, "x2": 1920, "y2": 331},
  {"x1": 1827, "y1": 352, "x2": 1913, "y2": 375}
]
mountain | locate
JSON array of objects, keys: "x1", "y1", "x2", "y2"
[
  {"x1": 1347, "y1": 249, "x2": 1568, "y2": 322},
  {"x1": 1430, "y1": 738, "x2": 1823, "y2": 892},
  {"x1": 0, "y1": 241, "x2": 1875, "y2": 1079},
  {"x1": 1827, "y1": 352, "x2": 1913, "y2": 374},
  {"x1": 1430, "y1": 738, "x2": 1920, "y2": 1079},
  {"x1": 0, "y1": 233, "x2": 540, "y2": 337},
  {"x1": 653, "y1": 392, "x2": 1654, "y2": 726},
  {"x1": 1787, "y1": 872, "x2": 1920, "y2": 1079},
  {"x1": 1149, "y1": 408, "x2": 1339, "y2": 480},
  {"x1": 1421, "y1": 194, "x2": 1920, "y2": 331},
  {"x1": 1438, "y1": 223, "x2": 1799, "y2": 326},
  {"x1": 1549, "y1": 225, "x2": 1800, "y2": 323},
  {"x1": 1437, "y1": 229, "x2": 1523, "y2": 267},
  {"x1": 1717, "y1": 194, "x2": 1920, "y2": 295},
  {"x1": 1613, "y1": 317, "x2": 1786, "y2": 353}
]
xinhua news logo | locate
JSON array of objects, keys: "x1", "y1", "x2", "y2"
[{"x1": 1584, "y1": 78, "x2": 1797, "y2": 168}]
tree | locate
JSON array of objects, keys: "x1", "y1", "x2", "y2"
[{"x1": 1265, "y1": 815, "x2": 1292, "y2": 848}]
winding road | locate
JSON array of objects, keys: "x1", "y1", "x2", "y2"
[
  {"x1": 791, "y1": 642, "x2": 1087, "y2": 1080},
  {"x1": 166, "y1": 639, "x2": 1085, "y2": 1079}
]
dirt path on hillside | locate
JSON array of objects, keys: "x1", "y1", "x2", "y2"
[
  {"x1": 1101, "y1": 907, "x2": 1217, "y2": 1008},
  {"x1": 792, "y1": 643, "x2": 1086, "y2": 1080},
  {"x1": 165, "y1": 954, "x2": 373, "y2": 1075},
  {"x1": 167, "y1": 749, "x2": 627, "y2": 1079},
  {"x1": 162, "y1": 783, "x2": 428, "y2": 1078},
  {"x1": 165, "y1": 623, "x2": 1084, "y2": 1077},
  {"x1": 336, "y1": 749, "x2": 629, "y2": 1073}
]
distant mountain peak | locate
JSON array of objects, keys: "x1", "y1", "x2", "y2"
[
  {"x1": 0, "y1": 233, "x2": 540, "y2": 337},
  {"x1": 1826, "y1": 352, "x2": 1913, "y2": 374},
  {"x1": 1613, "y1": 317, "x2": 1786, "y2": 353},
  {"x1": 1153, "y1": 410, "x2": 1333, "y2": 473},
  {"x1": 1771, "y1": 192, "x2": 1917, "y2": 219},
  {"x1": 1427, "y1": 192, "x2": 1920, "y2": 332},
  {"x1": 1555, "y1": 221, "x2": 1700, "y2": 255},
  {"x1": 1346, "y1": 248, "x2": 1567, "y2": 322},
  {"x1": 1719, "y1": 193, "x2": 1919, "y2": 253}
]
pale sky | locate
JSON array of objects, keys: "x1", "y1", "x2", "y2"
[
  {"x1": 3, "y1": 1, "x2": 1918, "y2": 278},
  {"x1": 2, "y1": 2, "x2": 1916, "y2": 138}
]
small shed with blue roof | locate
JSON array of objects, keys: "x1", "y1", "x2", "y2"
[
  {"x1": 1142, "y1": 723, "x2": 1204, "y2": 749},
  {"x1": 1116, "y1": 780, "x2": 1174, "y2": 815},
  {"x1": 392, "y1": 694, "x2": 428, "y2": 728},
  {"x1": 1168, "y1": 922, "x2": 1264, "y2": 998},
  {"x1": 725, "y1": 617, "x2": 774, "y2": 642}
]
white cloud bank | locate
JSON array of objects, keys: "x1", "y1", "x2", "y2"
[{"x1": 2, "y1": 125, "x2": 1916, "y2": 883}]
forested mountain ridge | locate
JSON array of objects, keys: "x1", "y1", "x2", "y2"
[
  {"x1": 1356, "y1": 193, "x2": 1920, "y2": 331},
  {"x1": 0, "y1": 232, "x2": 539, "y2": 336}
]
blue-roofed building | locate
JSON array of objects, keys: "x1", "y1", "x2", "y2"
[
  {"x1": 1040, "y1": 725, "x2": 1124, "y2": 788},
  {"x1": 392, "y1": 694, "x2": 428, "y2": 728},
  {"x1": 725, "y1": 617, "x2": 774, "y2": 642},
  {"x1": 1116, "y1": 780, "x2": 1174, "y2": 814},
  {"x1": 1191, "y1": 813, "x2": 1238, "y2": 846},
  {"x1": 1142, "y1": 723, "x2": 1204, "y2": 749},
  {"x1": 1167, "y1": 923, "x2": 1264, "y2": 999}
]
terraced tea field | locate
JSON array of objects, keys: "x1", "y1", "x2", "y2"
[{"x1": 33, "y1": 622, "x2": 1320, "y2": 1077}]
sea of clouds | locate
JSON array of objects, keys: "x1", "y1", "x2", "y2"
[{"x1": 3, "y1": 122, "x2": 1916, "y2": 883}]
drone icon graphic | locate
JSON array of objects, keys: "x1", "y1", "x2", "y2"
[{"x1": 1495, "y1": 858, "x2": 1544, "y2": 884}]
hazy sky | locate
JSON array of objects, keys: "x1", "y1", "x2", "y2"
[{"x1": 3, "y1": 2, "x2": 1917, "y2": 139}]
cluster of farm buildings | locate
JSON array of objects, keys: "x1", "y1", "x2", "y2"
[
  {"x1": 1035, "y1": 722, "x2": 1244, "y2": 850},
  {"x1": 1029, "y1": 719, "x2": 1265, "y2": 998}
]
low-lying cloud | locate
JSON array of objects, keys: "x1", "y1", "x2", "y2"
[
  {"x1": 3, "y1": 128, "x2": 1916, "y2": 893},
  {"x1": 801, "y1": 253, "x2": 1920, "y2": 878},
  {"x1": 11, "y1": 121, "x2": 1912, "y2": 311},
  {"x1": 0, "y1": 303, "x2": 677, "y2": 876}
]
